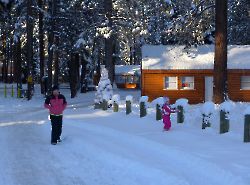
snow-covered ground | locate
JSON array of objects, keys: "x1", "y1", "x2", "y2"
[{"x1": 0, "y1": 83, "x2": 250, "y2": 185}]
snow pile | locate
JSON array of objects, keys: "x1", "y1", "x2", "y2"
[
  {"x1": 244, "y1": 107, "x2": 250, "y2": 115},
  {"x1": 151, "y1": 97, "x2": 165, "y2": 107},
  {"x1": 139, "y1": 96, "x2": 148, "y2": 103},
  {"x1": 94, "y1": 68, "x2": 113, "y2": 103},
  {"x1": 126, "y1": 95, "x2": 133, "y2": 102},
  {"x1": 175, "y1": 98, "x2": 189, "y2": 108},
  {"x1": 142, "y1": 45, "x2": 250, "y2": 70},
  {"x1": 112, "y1": 94, "x2": 120, "y2": 104},
  {"x1": 219, "y1": 101, "x2": 235, "y2": 113},
  {"x1": 201, "y1": 101, "x2": 215, "y2": 115}
]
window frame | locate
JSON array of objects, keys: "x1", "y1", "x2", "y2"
[
  {"x1": 163, "y1": 76, "x2": 178, "y2": 90},
  {"x1": 240, "y1": 76, "x2": 250, "y2": 90},
  {"x1": 180, "y1": 76, "x2": 195, "y2": 90}
]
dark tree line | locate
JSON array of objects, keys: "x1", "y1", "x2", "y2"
[{"x1": 0, "y1": 0, "x2": 249, "y2": 101}]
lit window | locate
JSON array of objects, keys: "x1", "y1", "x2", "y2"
[
  {"x1": 241, "y1": 76, "x2": 250, "y2": 90},
  {"x1": 164, "y1": 77, "x2": 177, "y2": 90},
  {"x1": 181, "y1": 76, "x2": 194, "y2": 90}
]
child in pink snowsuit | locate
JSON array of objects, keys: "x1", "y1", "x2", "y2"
[{"x1": 162, "y1": 98, "x2": 176, "y2": 131}]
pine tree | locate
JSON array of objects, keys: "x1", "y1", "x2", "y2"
[{"x1": 94, "y1": 67, "x2": 113, "y2": 104}]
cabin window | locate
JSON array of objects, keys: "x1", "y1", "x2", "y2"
[
  {"x1": 115, "y1": 75, "x2": 126, "y2": 83},
  {"x1": 164, "y1": 77, "x2": 178, "y2": 90},
  {"x1": 181, "y1": 76, "x2": 194, "y2": 90},
  {"x1": 241, "y1": 76, "x2": 250, "y2": 90}
]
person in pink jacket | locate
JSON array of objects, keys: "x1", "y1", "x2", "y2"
[
  {"x1": 44, "y1": 85, "x2": 67, "y2": 145},
  {"x1": 162, "y1": 97, "x2": 176, "y2": 131}
]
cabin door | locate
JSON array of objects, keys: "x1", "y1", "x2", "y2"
[{"x1": 205, "y1": 76, "x2": 213, "y2": 101}]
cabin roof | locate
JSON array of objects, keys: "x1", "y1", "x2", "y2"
[
  {"x1": 115, "y1": 65, "x2": 141, "y2": 75},
  {"x1": 142, "y1": 45, "x2": 250, "y2": 70}
]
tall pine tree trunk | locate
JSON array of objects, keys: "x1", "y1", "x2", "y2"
[
  {"x1": 104, "y1": 0, "x2": 114, "y2": 84},
  {"x1": 13, "y1": 38, "x2": 22, "y2": 86},
  {"x1": 53, "y1": 35, "x2": 59, "y2": 86},
  {"x1": 38, "y1": 0, "x2": 45, "y2": 94},
  {"x1": 213, "y1": 0, "x2": 228, "y2": 104},
  {"x1": 26, "y1": 0, "x2": 34, "y2": 100},
  {"x1": 68, "y1": 53, "x2": 79, "y2": 98}
]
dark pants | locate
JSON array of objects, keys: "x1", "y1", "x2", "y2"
[{"x1": 50, "y1": 115, "x2": 63, "y2": 143}]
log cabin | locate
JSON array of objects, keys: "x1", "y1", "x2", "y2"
[
  {"x1": 141, "y1": 45, "x2": 250, "y2": 104},
  {"x1": 115, "y1": 65, "x2": 141, "y2": 89}
]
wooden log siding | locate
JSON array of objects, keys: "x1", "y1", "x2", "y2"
[
  {"x1": 228, "y1": 70, "x2": 250, "y2": 102},
  {"x1": 142, "y1": 69, "x2": 250, "y2": 104}
]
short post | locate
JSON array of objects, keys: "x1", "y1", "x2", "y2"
[
  {"x1": 126, "y1": 100, "x2": 132, "y2": 115},
  {"x1": 112, "y1": 94, "x2": 120, "y2": 112},
  {"x1": 175, "y1": 98, "x2": 188, "y2": 124},
  {"x1": 139, "y1": 96, "x2": 148, "y2": 118},
  {"x1": 113, "y1": 102, "x2": 119, "y2": 112},
  {"x1": 220, "y1": 110, "x2": 229, "y2": 134},
  {"x1": 17, "y1": 87, "x2": 21, "y2": 98},
  {"x1": 102, "y1": 99, "x2": 108, "y2": 111},
  {"x1": 201, "y1": 102, "x2": 214, "y2": 129},
  {"x1": 4, "y1": 84, "x2": 7, "y2": 98},
  {"x1": 140, "y1": 102, "x2": 147, "y2": 118},
  {"x1": 244, "y1": 114, "x2": 250, "y2": 142},
  {"x1": 126, "y1": 95, "x2": 133, "y2": 115},
  {"x1": 11, "y1": 85, "x2": 14, "y2": 97},
  {"x1": 156, "y1": 104, "x2": 162, "y2": 121},
  {"x1": 177, "y1": 105, "x2": 184, "y2": 123}
]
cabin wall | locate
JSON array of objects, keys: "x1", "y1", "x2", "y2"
[
  {"x1": 228, "y1": 70, "x2": 250, "y2": 102},
  {"x1": 142, "y1": 69, "x2": 250, "y2": 104},
  {"x1": 142, "y1": 70, "x2": 213, "y2": 104}
]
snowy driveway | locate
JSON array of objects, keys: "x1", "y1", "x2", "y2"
[{"x1": 0, "y1": 90, "x2": 250, "y2": 185}]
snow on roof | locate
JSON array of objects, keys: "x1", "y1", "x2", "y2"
[
  {"x1": 142, "y1": 45, "x2": 250, "y2": 70},
  {"x1": 115, "y1": 65, "x2": 141, "y2": 75}
]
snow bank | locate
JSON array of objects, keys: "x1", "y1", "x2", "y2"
[
  {"x1": 201, "y1": 102, "x2": 215, "y2": 115},
  {"x1": 175, "y1": 98, "x2": 189, "y2": 107},
  {"x1": 151, "y1": 97, "x2": 165, "y2": 108},
  {"x1": 244, "y1": 107, "x2": 250, "y2": 115},
  {"x1": 219, "y1": 101, "x2": 235, "y2": 112}
]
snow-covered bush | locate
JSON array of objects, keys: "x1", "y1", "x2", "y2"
[{"x1": 94, "y1": 68, "x2": 113, "y2": 105}]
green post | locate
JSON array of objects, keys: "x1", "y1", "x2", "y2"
[
  {"x1": 113, "y1": 102, "x2": 119, "y2": 112},
  {"x1": 4, "y1": 84, "x2": 7, "y2": 98},
  {"x1": 244, "y1": 114, "x2": 250, "y2": 142},
  {"x1": 126, "y1": 100, "x2": 132, "y2": 115},
  {"x1": 177, "y1": 105, "x2": 184, "y2": 123},
  {"x1": 202, "y1": 114, "x2": 211, "y2": 129},
  {"x1": 220, "y1": 110, "x2": 229, "y2": 134},
  {"x1": 11, "y1": 85, "x2": 14, "y2": 97},
  {"x1": 140, "y1": 102, "x2": 147, "y2": 118},
  {"x1": 102, "y1": 100, "x2": 108, "y2": 111},
  {"x1": 156, "y1": 104, "x2": 162, "y2": 121},
  {"x1": 17, "y1": 88, "x2": 21, "y2": 98}
]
